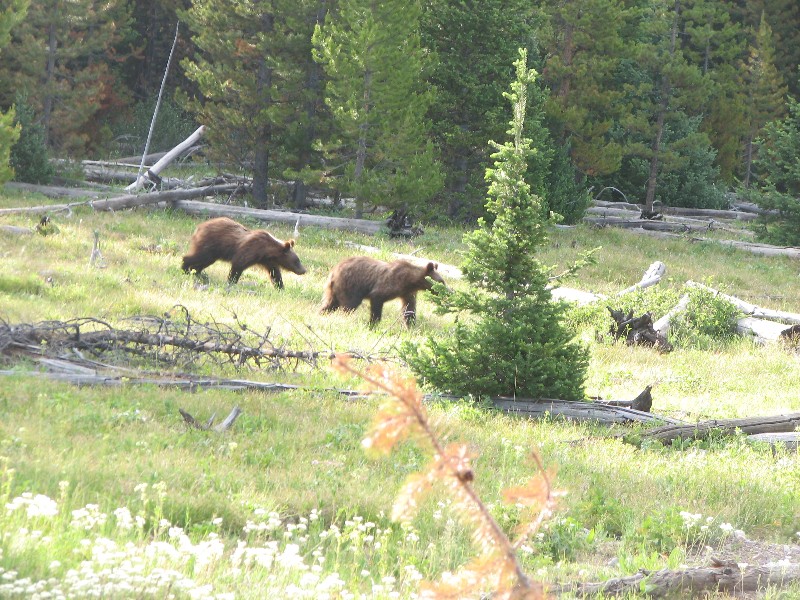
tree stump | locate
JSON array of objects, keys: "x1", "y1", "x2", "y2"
[{"x1": 608, "y1": 308, "x2": 672, "y2": 352}]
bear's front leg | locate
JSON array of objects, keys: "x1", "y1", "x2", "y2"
[
  {"x1": 401, "y1": 294, "x2": 417, "y2": 326},
  {"x1": 269, "y1": 266, "x2": 284, "y2": 289}
]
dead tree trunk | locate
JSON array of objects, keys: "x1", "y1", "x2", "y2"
[{"x1": 640, "y1": 413, "x2": 800, "y2": 444}]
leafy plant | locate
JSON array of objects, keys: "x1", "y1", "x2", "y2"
[{"x1": 404, "y1": 49, "x2": 588, "y2": 401}]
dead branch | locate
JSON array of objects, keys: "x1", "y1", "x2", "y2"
[
  {"x1": 0, "y1": 310, "x2": 329, "y2": 370},
  {"x1": 551, "y1": 557, "x2": 800, "y2": 597},
  {"x1": 618, "y1": 261, "x2": 665, "y2": 295},
  {"x1": 179, "y1": 406, "x2": 242, "y2": 432},
  {"x1": 127, "y1": 125, "x2": 206, "y2": 192}
]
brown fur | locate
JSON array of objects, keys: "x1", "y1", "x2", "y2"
[
  {"x1": 181, "y1": 217, "x2": 306, "y2": 288},
  {"x1": 320, "y1": 256, "x2": 446, "y2": 325}
]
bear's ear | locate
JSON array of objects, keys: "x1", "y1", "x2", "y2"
[
  {"x1": 284, "y1": 240, "x2": 295, "y2": 251},
  {"x1": 426, "y1": 262, "x2": 436, "y2": 273}
]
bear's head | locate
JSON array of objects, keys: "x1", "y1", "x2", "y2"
[
  {"x1": 278, "y1": 240, "x2": 306, "y2": 275},
  {"x1": 422, "y1": 262, "x2": 446, "y2": 291}
]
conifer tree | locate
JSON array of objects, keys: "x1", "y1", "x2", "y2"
[
  {"x1": 421, "y1": 0, "x2": 535, "y2": 220},
  {"x1": 0, "y1": 0, "x2": 134, "y2": 155},
  {"x1": 405, "y1": 49, "x2": 588, "y2": 401},
  {"x1": 741, "y1": 12, "x2": 787, "y2": 188},
  {"x1": 0, "y1": 0, "x2": 27, "y2": 184},
  {"x1": 180, "y1": 0, "x2": 317, "y2": 208},
  {"x1": 313, "y1": 0, "x2": 442, "y2": 219}
]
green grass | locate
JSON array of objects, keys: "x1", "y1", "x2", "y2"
[{"x1": 1, "y1": 189, "x2": 799, "y2": 598}]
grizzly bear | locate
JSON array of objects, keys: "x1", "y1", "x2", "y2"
[
  {"x1": 181, "y1": 217, "x2": 306, "y2": 288},
  {"x1": 320, "y1": 256, "x2": 446, "y2": 325}
]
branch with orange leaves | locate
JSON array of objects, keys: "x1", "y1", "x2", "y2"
[{"x1": 334, "y1": 355, "x2": 562, "y2": 600}]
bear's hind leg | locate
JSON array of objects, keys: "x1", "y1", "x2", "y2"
[{"x1": 369, "y1": 300, "x2": 385, "y2": 326}]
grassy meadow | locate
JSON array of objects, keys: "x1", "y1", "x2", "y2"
[{"x1": 0, "y1": 187, "x2": 799, "y2": 599}]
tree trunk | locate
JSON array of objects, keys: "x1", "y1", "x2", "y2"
[
  {"x1": 42, "y1": 20, "x2": 57, "y2": 147},
  {"x1": 353, "y1": 69, "x2": 372, "y2": 219},
  {"x1": 251, "y1": 14, "x2": 274, "y2": 209},
  {"x1": 640, "y1": 413, "x2": 800, "y2": 444}
]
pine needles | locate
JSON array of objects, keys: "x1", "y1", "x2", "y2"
[{"x1": 334, "y1": 355, "x2": 562, "y2": 599}]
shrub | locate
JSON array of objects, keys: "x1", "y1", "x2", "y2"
[
  {"x1": 9, "y1": 93, "x2": 53, "y2": 184},
  {"x1": 404, "y1": 50, "x2": 588, "y2": 401}
]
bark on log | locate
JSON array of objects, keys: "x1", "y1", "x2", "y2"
[
  {"x1": 686, "y1": 281, "x2": 800, "y2": 325},
  {"x1": 640, "y1": 413, "x2": 800, "y2": 444},
  {"x1": 0, "y1": 184, "x2": 241, "y2": 216},
  {"x1": 551, "y1": 558, "x2": 800, "y2": 597},
  {"x1": 126, "y1": 125, "x2": 206, "y2": 192},
  {"x1": 584, "y1": 217, "x2": 718, "y2": 234},
  {"x1": 171, "y1": 199, "x2": 385, "y2": 235}
]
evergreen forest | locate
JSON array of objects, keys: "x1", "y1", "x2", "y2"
[{"x1": 1, "y1": 0, "x2": 799, "y2": 230}]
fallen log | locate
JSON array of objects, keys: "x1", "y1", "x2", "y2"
[
  {"x1": 0, "y1": 184, "x2": 241, "y2": 216},
  {"x1": 126, "y1": 125, "x2": 206, "y2": 192},
  {"x1": 170, "y1": 199, "x2": 386, "y2": 235},
  {"x1": 686, "y1": 281, "x2": 800, "y2": 325},
  {"x1": 618, "y1": 261, "x2": 665, "y2": 295},
  {"x1": 593, "y1": 199, "x2": 760, "y2": 221},
  {"x1": 624, "y1": 228, "x2": 800, "y2": 260},
  {"x1": 639, "y1": 413, "x2": 800, "y2": 444},
  {"x1": 736, "y1": 317, "x2": 800, "y2": 345},
  {"x1": 490, "y1": 396, "x2": 680, "y2": 425},
  {"x1": 551, "y1": 557, "x2": 800, "y2": 597},
  {"x1": 653, "y1": 293, "x2": 690, "y2": 338},
  {"x1": 748, "y1": 432, "x2": 800, "y2": 451},
  {"x1": 4, "y1": 181, "x2": 119, "y2": 200}
]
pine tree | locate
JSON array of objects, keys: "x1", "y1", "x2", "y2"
[
  {"x1": 539, "y1": 0, "x2": 629, "y2": 181},
  {"x1": 313, "y1": 0, "x2": 442, "y2": 219},
  {"x1": 10, "y1": 93, "x2": 53, "y2": 184},
  {"x1": 741, "y1": 12, "x2": 787, "y2": 188},
  {"x1": 421, "y1": 0, "x2": 535, "y2": 220},
  {"x1": 180, "y1": 0, "x2": 317, "y2": 208},
  {"x1": 0, "y1": 0, "x2": 134, "y2": 155},
  {"x1": 405, "y1": 49, "x2": 588, "y2": 401},
  {"x1": 0, "y1": 0, "x2": 28, "y2": 184}
]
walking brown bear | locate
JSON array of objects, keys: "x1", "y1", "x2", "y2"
[
  {"x1": 320, "y1": 256, "x2": 446, "y2": 325},
  {"x1": 182, "y1": 217, "x2": 306, "y2": 288}
]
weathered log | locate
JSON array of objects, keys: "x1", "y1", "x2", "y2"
[
  {"x1": 640, "y1": 413, "x2": 800, "y2": 444},
  {"x1": 551, "y1": 557, "x2": 800, "y2": 597},
  {"x1": 686, "y1": 281, "x2": 800, "y2": 325},
  {"x1": 593, "y1": 199, "x2": 760, "y2": 221},
  {"x1": 624, "y1": 228, "x2": 800, "y2": 260},
  {"x1": 0, "y1": 225, "x2": 33, "y2": 236},
  {"x1": 653, "y1": 293, "x2": 690, "y2": 338},
  {"x1": 490, "y1": 396, "x2": 680, "y2": 425},
  {"x1": 0, "y1": 184, "x2": 241, "y2": 216},
  {"x1": 618, "y1": 261, "x2": 665, "y2": 295},
  {"x1": 126, "y1": 125, "x2": 206, "y2": 192},
  {"x1": 4, "y1": 181, "x2": 118, "y2": 199},
  {"x1": 736, "y1": 317, "x2": 800, "y2": 345},
  {"x1": 171, "y1": 199, "x2": 386, "y2": 235},
  {"x1": 747, "y1": 432, "x2": 800, "y2": 450}
]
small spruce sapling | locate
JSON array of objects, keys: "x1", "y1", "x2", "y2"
[
  {"x1": 404, "y1": 48, "x2": 589, "y2": 401},
  {"x1": 335, "y1": 355, "x2": 560, "y2": 600}
]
